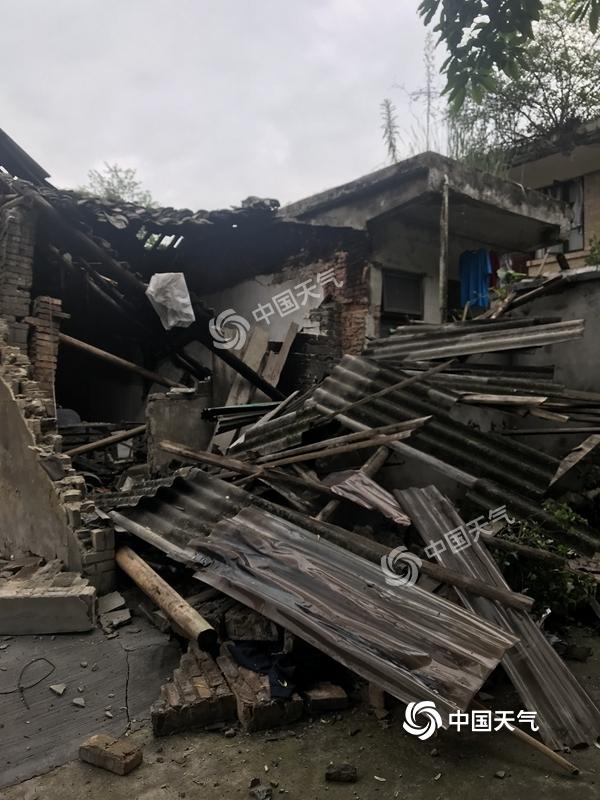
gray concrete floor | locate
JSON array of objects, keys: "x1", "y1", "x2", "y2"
[
  {"x1": 2, "y1": 703, "x2": 600, "y2": 800},
  {"x1": 2, "y1": 629, "x2": 600, "y2": 799}
]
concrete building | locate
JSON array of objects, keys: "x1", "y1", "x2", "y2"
[
  {"x1": 508, "y1": 117, "x2": 600, "y2": 273},
  {"x1": 283, "y1": 151, "x2": 569, "y2": 326}
]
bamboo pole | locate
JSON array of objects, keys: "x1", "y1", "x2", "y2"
[
  {"x1": 65, "y1": 424, "x2": 147, "y2": 457},
  {"x1": 470, "y1": 701, "x2": 578, "y2": 775},
  {"x1": 255, "y1": 418, "x2": 429, "y2": 465},
  {"x1": 115, "y1": 546, "x2": 216, "y2": 649}
]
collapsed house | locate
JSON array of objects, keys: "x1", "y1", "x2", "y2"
[{"x1": 2, "y1": 129, "x2": 600, "y2": 782}]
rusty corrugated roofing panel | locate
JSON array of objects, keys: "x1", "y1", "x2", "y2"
[
  {"x1": 396, "y1": 485, "x2": 600, "y2": 749},
  {"x1": 108, "y1": 469, "x2": 516, "y2": 721}
]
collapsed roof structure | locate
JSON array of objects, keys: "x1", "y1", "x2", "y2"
[{"x1": 2, "y1": 128, "x2": 600, "y2": 782}]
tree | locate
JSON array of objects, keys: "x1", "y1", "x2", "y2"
[
  {"x1": 82, "y1": 162, "x2": 155, "y2": 206},
  {"x1": 447, "y1": 2, "x2": 600, "y2": 158},
  {"x1": 419, "y1": 0, "x2": 600, "y2": 107}
]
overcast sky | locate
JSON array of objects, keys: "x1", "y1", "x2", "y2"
[{"x1": 2, "y1": 0, "x2": 439, "y2": 210}]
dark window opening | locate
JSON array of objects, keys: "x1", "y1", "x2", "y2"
[
  {"x1": 380, "y1": 270, "x2": 423, "y2": 334},
  {"x1": 542, "y1": 177, "x2": 584, "y2": 253}
]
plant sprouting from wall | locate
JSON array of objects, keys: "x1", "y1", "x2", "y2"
[{"x1": 381, "y1": 98, "x2": 400, "y2": 164}]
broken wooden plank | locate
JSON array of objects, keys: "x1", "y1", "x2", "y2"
[
  {"x1": 261, "y1": 322, "x2": 298, "y2": 387},
  {"x1": 549, "y1": 433, "x2": 600, "y2": 486},
  {"x1": 459, "y1": 393, "x2": 548, "y2": 406},
  {"x1": 254, "y1": 418, "x2": 429, "y2": 465}
]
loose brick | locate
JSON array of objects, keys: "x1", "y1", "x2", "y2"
[{"x1": 79, "y1": 734, "x2": 143, "y2": 775}]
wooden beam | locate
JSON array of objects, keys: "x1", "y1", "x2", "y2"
[
  {"x1": 65, "y1": 424, "x2": 146, "y2": 457},
  {"x1": 25, "y1": 319, "x2": 182, "y2": 389},
  {"x1": 255, "y1": 418, "x2": 429, "y2": 465},
  {"x1": 115, "y1": 546, "x2": 216, "y2": 649}
]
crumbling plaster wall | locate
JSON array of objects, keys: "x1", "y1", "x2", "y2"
[{"x1": 0, "y1": 374, "x2": 80, "y2": 568}]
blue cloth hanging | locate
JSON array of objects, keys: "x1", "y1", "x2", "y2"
[{"x1": 459, "y1": 249, "x2": 492, "y2": 309}]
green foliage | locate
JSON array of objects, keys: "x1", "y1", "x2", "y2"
[
  {"x1": 445, "y1": 2, "x2": 600, "y2": 155},
  {"x1": 419, "y1": 0, "x2": 600, "y2": 107},
  {"x1": 496, "y1": 500, "x2": 597, "y2": 615},
  {"x1": 585, "y1": 234, "x2": 600, "y2": 265},
  {"x1": 81, "y1": 162, "x2": 155, "y2": 207},
  {"x1": 381, "y1": 98, "x2": 400, "y2": 164}
]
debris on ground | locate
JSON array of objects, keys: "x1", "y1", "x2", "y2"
[
  {"x1": 2, "y1": 133, "x2": 600, "y2": 794},
  {"x1": 79, "y1": 733, "x2": 143, "y2": 775},
  {"x1": 325, "y1": 762, "x2": 358, "y2": 783}
]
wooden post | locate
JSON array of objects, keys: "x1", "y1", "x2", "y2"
[
  {"x1": 115, "y1": 546, "x2": 216, "y2": 649},
  {"x1": 438, "y1": 173, "x2": 449, "y2": 323},
  {"x1": 65, "y1": 424, "x2": 147, "y2": 457}
]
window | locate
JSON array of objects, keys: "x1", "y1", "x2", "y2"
[
  {"x1": 381, "y1": 270, "x2": 423, "y2": 317},
  {"x1": 542, "y1": 177, "x2": 584, "y2": 252}
]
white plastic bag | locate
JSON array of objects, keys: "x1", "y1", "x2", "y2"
[{"x1": 145, "y1": 272, "x2": 195, "y2": 330}]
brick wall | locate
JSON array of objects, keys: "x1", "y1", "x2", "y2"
[
  {"x1": 30, "y1": 295, "x2": 62, "y2": 416},
  {"x1": 279, "y1": 247, "x2": 375, "y2": 392},
  {"x1": 0, "y1": 318, "x2": 115, "y2": 592},
  {"x1": 0, "y1": 202, "x2": 36, "y2": 350}
]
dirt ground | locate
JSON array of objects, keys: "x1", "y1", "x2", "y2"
[{"x1": 4, "y1": 630, "x2": 600, "y2": 800}]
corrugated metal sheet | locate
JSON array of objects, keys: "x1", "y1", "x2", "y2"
[
  {"x1": 396, "y1": 485, "x2": 600, "y2": 749},
  {"x1": 364, "y1": 319, "x2": 584, "y2": 362},
  {"x1": 233, "y1": 354, "x2": 558, "y2": 497},
  {"x1": 231, "y1": 354, "x2": 600, "y2": 551},
  {"x1": 108, "y1": 469, "x2": 516, "y2": 721}
]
